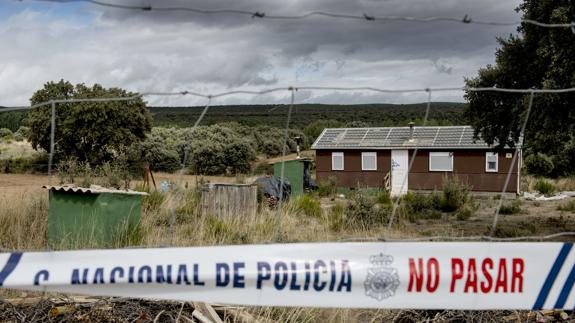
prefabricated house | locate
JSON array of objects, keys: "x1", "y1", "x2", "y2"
[{"x1": 311, "y1": 125, "x2": 521, "y2": 196}]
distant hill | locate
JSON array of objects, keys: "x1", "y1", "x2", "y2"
[
  {"x1": 0, "y1": 102, "x2": 469, "y2": 131},
  {"x1": 150, "y1": 102, "x2": 468, "y2": 129}
]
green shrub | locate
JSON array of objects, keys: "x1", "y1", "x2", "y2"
[
  {"x1": 534, "y1": 179, "x2": 556, "y2": 195},
  {"x1": 346, "y1": 191, "x2": 388, "y2": 227},
  {"x1": 204, "y1": 215, "x2": 249, "y2": 244},
  {"x1": 376, "y1": 190, "x2": 391, "y2": 205},
  {"x1": 327, "y1": 204, "x2": 347, "y2": 231},
  {"x1": 499, "y1": 200, "x2": 522, "y2": 215},
  {"x1": 13, "y1": 132, "x2": 23, "y2": 141},
  {"x1": 0, "y1": 128, "x2": 13, "y2": 138},
  {"x1": 558, "y1": 200, "x2": 575, "y2": 213},
  {"x1": 16, "y1": 126, "x2": 30, "y2": 138},
  {"x1": 142, "y1": 190, "x2": 166, "y2": 214},
  {"x1": 0, "y1": 153, "x2": 49, "y2": 174},
  {"x1": 295, "y1": 195, "x2": 322, "y2": 218},
  {"x1": 455, "y1": 206, "x2": 473, "y2": 220},
  {"x1": 525, "y1": 153, "x2": 554, "y2": 177},
  {"x1": 317, "y1": 176, "x2": 338, "y2": 197},
  {"x1": 441, "y1": 177, "x2": 471, "y2": 212}
]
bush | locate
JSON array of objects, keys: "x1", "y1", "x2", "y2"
[
  {"x1": 456, "y1": 206, "x2": 473, "y2": 220},
  {"x1": 13, "y1": 132, "x2": 24, "y2": 141},
  {"x1": 346, "y1": 191, "x2": 388, "y2": 227},
  {"x1": 0, "y1": 153, "x2": 49, "y2": 174},
  {"x1": 401, "y1": 192, "x2": 445, "y2": 221},
  {"x1": 327, "y1": 204, "x2": 346, "y2": 231},
  {"x1": 184, "y1": 126, "x2": 256, "y2": 175},
  {"x1": 16, "y1": 126, "x2": 30, "y2": 138},
  {"x1": 558, "y1": 200, "x2": 575, "y2": 213},
  {"x1": 499, "y1": 200, "x2": 522, "y2": 215},
  {"x1": 376, "y1": 190, "x2": 391, "y2": 205},
  {"x1": 535, "y1": 179, "x2": 556, "y2": 195},
  {"x1": 525, "y1": 153, "x2": 554, "y2": 177},
  {"x1": 317, "y1": 176, "x2": 338, "y2": 197},
  {"x1": 441, "y1": 177, "x2": 471, "y2": 212},
  {"x1": 0, "y1": 128, "x2": 13, "y2": 138},
  {"x1": 295, "y1": 195, "x2": 322, "y2": 218}
]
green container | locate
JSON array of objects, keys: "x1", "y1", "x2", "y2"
[
  {"x1": 47, "y1": 187, "x2": 145, "y2": 248},
  {"x1": 273, "y1": 159, "x2": 306, "y2": 197}
]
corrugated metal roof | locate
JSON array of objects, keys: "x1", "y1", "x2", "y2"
[
  {"x1": 311, "y1": 126, "x2": 500, "y2": 150},
  {"x1": 43, "y1": 185, "x2": 149, "y2": 196}
]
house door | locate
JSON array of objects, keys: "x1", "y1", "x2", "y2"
[{"x1": 391, "y1": 150, "x2": 408, "y2": 196}]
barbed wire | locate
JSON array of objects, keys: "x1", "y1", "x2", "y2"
[
  {"x1": 2, "y1": 84, "x2": 575, "y2": 248},
  {"x1": 3, "y1": 85, "x2": 575, "y2": 113},
  {"x1": 26, "y1": 0, "x2": 575, "y2": 31}
]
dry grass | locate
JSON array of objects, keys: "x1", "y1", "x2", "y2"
[
  {"x1": 0, "y1": 191, "x2": 47, "y2": 250},
  {"x1": 2, "y1": 175, "x2": 575, "y2": 322},
  {"x1": 522, "y1": 175, "x2": 575, "y2": 193}
]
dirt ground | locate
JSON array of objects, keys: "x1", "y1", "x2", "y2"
[{"x1": 1, "y1": 172, "x2": 574, "y2": 240}]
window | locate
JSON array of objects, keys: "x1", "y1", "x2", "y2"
[
  {"x1": 486, "y1": 152, "x2": 498, "y2": 172},
  {"x1": 429, "y1": 152, "x2": 453, "y2": 172},
  {"x1": 362, "y1": 152, "x2": 377, "y2": 171},
  {"x1": 332, "y1": 152, "x2": 344, "y2": 170}
]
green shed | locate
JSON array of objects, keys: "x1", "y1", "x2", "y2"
[
  {"x1": 44, "y1": 185, "x2": 147, "y2": 248},
  {"x1": 273, "y1": 158, "x2": 313, "y2": 197}
]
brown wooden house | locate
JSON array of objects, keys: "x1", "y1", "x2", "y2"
[{"x1": 311, "y1": 125, "x2": 521, "y2": 196}]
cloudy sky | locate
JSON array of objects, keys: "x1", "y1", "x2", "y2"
[{"x1": 0, "y1": 0, "x2": 522, "y2": 106}]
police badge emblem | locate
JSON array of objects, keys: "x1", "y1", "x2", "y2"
[{"x1": 364, "y1": 253, "x2": 400, "y2": 301}]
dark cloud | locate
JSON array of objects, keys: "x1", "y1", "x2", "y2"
[{"x1": 0, "y1": 0, "x2": 522, "y2": 106}]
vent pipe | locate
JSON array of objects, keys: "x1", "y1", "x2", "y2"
[
  {"x1": 408, "y1": 122, "x2": 415, "y2": 141},
  {"x1": 295, "y1": 136, "x2": 302, "y2": 158}
]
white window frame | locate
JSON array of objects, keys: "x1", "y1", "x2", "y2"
[
  {"x1": 429, "y1": 152, "x2": 453, "y2": 172},
  {"x1": 331, "y1": 152, "x2": 344, "y2": 171},
  {"x1": 361, "y1": 152, "x2": 377, "y2": 171},
  {"x1": 485, "y1": 152, "x2": 498, "y2": 173}
]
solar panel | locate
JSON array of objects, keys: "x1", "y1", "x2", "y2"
[{"x1": 311, "y1": 126, "x2": 496, "y2": 149}]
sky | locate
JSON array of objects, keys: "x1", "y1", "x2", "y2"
[{"x1": 0, "y1": 0, "x2": 523, "y2": 106}]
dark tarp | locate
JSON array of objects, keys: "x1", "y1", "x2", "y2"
[{"x1": 255, "y1": 176, "x2": 291, "y2": 201}]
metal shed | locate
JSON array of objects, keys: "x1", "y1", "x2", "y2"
[
  {"x1": 44, "y1": 185, "x2": 147, "y2": 248},
  {"x1": 273, "y1": 158, "x2": 314, "y2": 197}
]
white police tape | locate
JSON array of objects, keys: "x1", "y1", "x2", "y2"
[{"x1": 0, "y1": 242, "x2": 573, "y2": 310}]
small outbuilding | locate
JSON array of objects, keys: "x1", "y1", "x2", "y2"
[
  {"x1": 272, "y1": 158, "x2": 314, "y2": 197},
  {"x1": 311, "y1": 125, "x2": 521, "y2": 196},
  {"x1": 44, "y1": 185, "x2": 147, "y2": 247}
]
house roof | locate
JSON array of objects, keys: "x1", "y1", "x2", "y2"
[{"x1": 311, "y1": 126, "x2": 499, "y2": 150}]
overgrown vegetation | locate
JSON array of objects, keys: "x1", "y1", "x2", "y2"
[
  {"x1": 558, "y1": 200, "x2": 575, "y2": 213},
  {"x1": 295, "y1": 194, "x2": 322, "y2": 218},
  {"x1": 397, "y1": 177, "x2": 474, "y2": 222},
  {"x1": 499, "y1": 200, "x2": 522, "y2": 215},
  {"x1": 534, "y1": 179, "x2": 556, "y2": 195},
  {"x1": 317, "y1": 176, "x2": 338, "y2": 197}
]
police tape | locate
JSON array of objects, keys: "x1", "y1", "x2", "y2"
[{"x1": 0, "y1": 242, "x2": 574, "y2": 310}]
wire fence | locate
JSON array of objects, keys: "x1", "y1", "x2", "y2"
[
  {"x1": 2, "y1": 85, "x2": 575, "y2": 248},
  {"x1": 2, "y1": 1, "x2": 575, "y2": 251},
  {"x1": 29, "y1": 0, "x2": 575, "y2": 31}
]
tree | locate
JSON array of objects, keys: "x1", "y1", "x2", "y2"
[
  {"x1": 303, "y1": 119, "x2": 344, "y2": 144},
  {"x1": 465, "y1": 1, "x2": 575, "y2": 176},
  {"x1": 27, "y1": 80, "x2": 152, "y2": 164}
]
